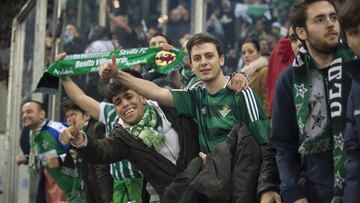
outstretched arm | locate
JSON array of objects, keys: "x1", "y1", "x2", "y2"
[
  {"x1": 61, "y1": 77, "x2": 101, "y2": 119},
  {"x1": 99, "y1": 54, "x2": 175, "y2": 107},
  {"x1": 56, "y1": 53, "x2": 101, "y2": 120}
]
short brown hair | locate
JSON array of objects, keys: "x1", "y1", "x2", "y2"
[
  {"x1": 339, "y1": 0, "x2": 360, "y2": 32},
  {"x1": 106, "y1": 69, "x2": 143, "y2": 102},
  {"x1": 186, "y1": 33, "x2": 223, "y2": 62},
  {"x1": 62, "y1": 99, "x2": 86, "y2": 114},
  {"x1": 290, "y1": 0, "x2": 336, "y2": 32}
]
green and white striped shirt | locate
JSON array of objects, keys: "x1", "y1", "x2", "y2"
[
  {"x1": 171, "y1": 87, "x2": 269, "y2": 153},
  {"x1": 99, "y1": 102, "x2": 142, "y2": 180}
]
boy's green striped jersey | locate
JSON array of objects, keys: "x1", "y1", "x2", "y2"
[{"x1": 99, "y1": 102, "x2": 142, "y2": 180}]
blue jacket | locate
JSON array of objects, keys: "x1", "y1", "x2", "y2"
[
  {"x1": 271, "y1": 67, "x2": 336, "y2": 203},
  {"x1": 344, "y1": 59, "x2": 360, "y2": 203}
]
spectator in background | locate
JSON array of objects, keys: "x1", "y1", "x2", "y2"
[
  {"x1": 176, "y1": 3, "x2": 190, "y2": 23},
  {"x1": 63, "y1": 24, "x2": 88, "y2": 55},
  {"x1": 219, "y1": 0, "x2": 236, "y2": 52},
  {"x1": 240, "y1": 38, "x2": 269, "y2": 116},
  {"x1": 224, "y1": 47, "x2": 239, "y2": 76},
  {"x1": 206, "y1": 11, "x2": 225, "y2": 41},
  {"x1": 249, "y1": 18, "x2": 269, "y2": 42},
  {"x1": 266, "y1": 26, "x2": 301, "y2": 118},
  {"x1": 167, "y1": 7, "x2": 190, "y2": 47},
  {"x1": 108, "y1": 10, "x2": 139, "y2": 49},
  {"x1": 259, "y1": 38, "x2": 272, "y2": 57},
  {"x1": 271, "y1": 22, "x2": 283, "y2": 41},
  {"x1": 85, "y1": 25, "x2": 114, "y2": 53}
]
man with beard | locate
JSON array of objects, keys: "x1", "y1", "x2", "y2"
[{"x1": 271, "y1": 0, "x2": 353, "y2": 203}]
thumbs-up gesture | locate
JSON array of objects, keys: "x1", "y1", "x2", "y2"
[
  {"x1": 60, "y1": 115, "x2": 85, "y2": 146},
  {"x1": 99, "y1": 54, "x2": 120, "y2": 79}
]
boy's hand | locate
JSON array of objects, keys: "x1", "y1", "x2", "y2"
[
  {"x1": 55, "y1": 52, "x2": 66, "y2": 62},
  {"x1": 99, "y1": 54, "x2": 120, "y2": 79},
  {"x1": 59, "y1": 115, "x2": 85, "y2": 146}
]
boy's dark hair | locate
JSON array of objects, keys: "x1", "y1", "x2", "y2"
[
  {"x1": 149, "y1": 33, "x2": 172, "y2": 45},
  {"x1": 243, "y1": 38, "x2": 261, "y2": 52},
  {"x1": 107, "y1": 69, "x2": 143, "y2": 102},
  {"x1": 339, "y1": 0, "x2": 360, "y2": 32},
  {"x1": 289, "y1": 0, "x2": 336, "y2": 33},
  {"x1": 186, "y1": 33, "x2": 223, "y2": 62},
  {"x1": 62, "y1": 99, "x2": 86, "y2": 114},
  {"x1": 22, "y1": 100, "x2": 47, "y2": 115}
]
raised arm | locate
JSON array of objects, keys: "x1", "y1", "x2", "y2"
[
  {"x1": 99, "y1": 54, "x2": 175, "y2": 107},
  {"x1": 56, "y1": 52, "x2": 101, "y2": 119},
  {"x1": 61, "y1": 76, "x2": 101, "y2": 120}
]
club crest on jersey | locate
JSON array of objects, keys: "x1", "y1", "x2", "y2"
[
  {"x1": 219, "y1": 105, "x2": 231, "y2": 118},
  {"x1": 42, "y1": 140, "x2": 49, "y2": 150},
  {"x1": 155, "y1": 51, "x2": 176, "y2": 67},
  {"x1": 201, "y1": 107, "x2": 207, "y2": 115}
]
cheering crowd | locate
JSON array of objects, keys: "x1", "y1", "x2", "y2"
[{"x1": 14, "y1": 0, "x2": 360, "y2": 202}]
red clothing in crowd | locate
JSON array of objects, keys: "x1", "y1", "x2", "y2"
[{"x1": 266, "y1": 37, "x2": 295, "y2": 117}]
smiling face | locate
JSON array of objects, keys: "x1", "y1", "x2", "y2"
[
  {"x1": 112, "y1": 89, "x2": 147, "y2": 124},
  {"x1": 21, "y1": 102, "x2": 45, "y2": 130},
  {"x1": 296, "y1": 1, "x2": 340, "y2": 54},
  {"x1": 189, "y1": 42, "x2": 224, "y2": 83},
  {"x1": 241, "y1": 42, "x2": 261, "y2": 65}
]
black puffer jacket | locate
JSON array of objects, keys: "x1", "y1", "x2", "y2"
[
  {"x1": 77, "y1": 105, "x2": 199, "y2": 196},
  {"x1": 162, "y1": 123, "x2": 263, "y2": 203}
]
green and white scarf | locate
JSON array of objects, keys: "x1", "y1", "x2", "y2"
[
  {"x1": 123, "y1": 103, "x2": 165, "y2": 150},
  {"x1": 292, "y1": 46, "x2": 353, "y2": 199},
  {"x1": 28, "y1": 120, "x2": 48, "y2": 173},
  {"x1": 34, "y1": 47, "x2": 186, "y2": 93}
]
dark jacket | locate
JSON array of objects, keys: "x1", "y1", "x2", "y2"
[
  {"x1": 81, "y1": 119, "x2": 113, "y2": 203},
  {"x1": 77, "y1": 105, "x2": 199, "y2": 196},
  {"x1": 344, "y1": 59, "x2": 360, "y2": 203},
  {"x1": 162, "y1": 123, "x2": 262, "y2": 203}
]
